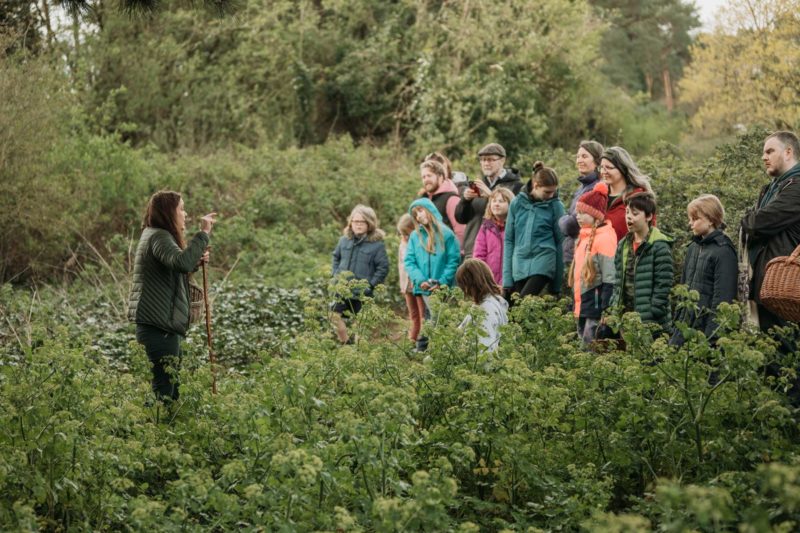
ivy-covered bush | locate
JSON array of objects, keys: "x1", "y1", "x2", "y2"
[
  {"x1": 2, "y1": 126, "x2": 798, "y2": 530},
  {"x1": 2, "y1": 284, "x2": 800, "y2": 530},
  {"x1": 205, "y1": 278, "x2": 323, "y2": 364}
]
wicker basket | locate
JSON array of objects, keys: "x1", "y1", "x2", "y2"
[
  {"x1": 760, "y1": 244, "x2": 800, "y2": 323},
  {"x1": 189, "y1": 281, "x2": 205, "y2": 325}
]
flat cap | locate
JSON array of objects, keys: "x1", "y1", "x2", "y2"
[{"x1": 477, "y1": 143, "x2": 506, "y2": 158}]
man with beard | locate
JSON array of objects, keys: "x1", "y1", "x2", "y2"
[
  {"x1": 742, "y1": 130, "x2": 800, "y2": 336},
  {"x1": 419, "y1": 159, "x2": 466, "y2": 249}
]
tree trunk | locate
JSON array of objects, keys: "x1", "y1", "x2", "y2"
[
  {"x1": 41, "y1": 0, "x2": 55, "y2": 48},
  {"x1": 662, "y1": 68, "x2": 673, "y2": 111},
  {"x1": 72, "y1": 10, "x2": 81, "y2": 57},
  {"x1": 645, "y1": 73, "x2": 654, "y2": 99}
]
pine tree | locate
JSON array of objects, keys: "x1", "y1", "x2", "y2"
[{"x1": 589, "y1": 0, "x2": 700, "y2": 108}]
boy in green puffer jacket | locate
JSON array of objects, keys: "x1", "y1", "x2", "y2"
[{"x1": 608, "y1": 192, "x2": 674, "y2": 332}]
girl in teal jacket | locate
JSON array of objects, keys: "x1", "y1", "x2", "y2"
[
  {"x1": 404, "y1": 198, "x2": 461, "y2": 352},
  {"x1": 503, "y1": 161, "x2": 567, "y2": 298},
  {"x1": 404, "y1": 198, "x2": 461, "y2": 296}
]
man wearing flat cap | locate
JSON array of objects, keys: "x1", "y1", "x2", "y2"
[{"x1": 455, "y1": 143, "x2": 523, "y2": 258}]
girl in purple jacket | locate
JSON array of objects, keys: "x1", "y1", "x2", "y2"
[{"x1": 473, "y1": 188, "x2": 515, "y2": 286}]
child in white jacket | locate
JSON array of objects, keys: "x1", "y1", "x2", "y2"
[{"x1": 456, "y1": 258, "x2": 509, "y2": 352}]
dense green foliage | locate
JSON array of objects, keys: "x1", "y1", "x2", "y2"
[
  {"x1": 4, "y1": 0, "x2": 694, "y2": 156},
  {"x1": 3, "y1": 0, "x2": 800, "y2": 529},
  {"x1": 84, "y1": 0, "x2": 610, "y2": 153},
  {"x1": 3, "y1": 125, "x2": 800, "y2": 529},
  {"x1": 3, "y1": 282, "x2": 800, "y2": 530},
  {"x1": 0, "y1": 68, "x2": 774, "y2": 284}
]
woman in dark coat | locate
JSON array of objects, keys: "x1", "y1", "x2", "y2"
[{"x1": 128, "y1": 191, "x2": 216, "y2": 402}]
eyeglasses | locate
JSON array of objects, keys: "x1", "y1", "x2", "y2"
[
  {"x1": 351, "y1": 219, "x2": 368, "y2": 224},
  {"x1": 479, "y1": 156, "x2": 502, "y2": 163},
  {"x1": 599, "y1": 165, "x2": 617, "y2": 172}
]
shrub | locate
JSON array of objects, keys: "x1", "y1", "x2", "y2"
[{"x1": 2, "y1": 275, "x2": 800, "y2": 530}]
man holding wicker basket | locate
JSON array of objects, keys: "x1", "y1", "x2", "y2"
[{"x1": 741, "y1": 131, "x2": 800, "y2": 349}]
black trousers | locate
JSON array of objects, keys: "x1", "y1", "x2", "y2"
[
  {"x1": 512, "y1": 275, "x2": 553, "y2": 299},
  {"x1": 758, "y1": 304, "x2": 800, "y2": 406},
  {"x1": 759, "y1": 304, "x2": 798, "y2": 355},
  {"x1": 136, "y1": 324, "x2": 182, "y2": 402},
  {"x1": 331, "y1": 297, "x2": 363, "y2": 318}
]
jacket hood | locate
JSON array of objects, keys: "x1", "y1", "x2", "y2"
[
  {"x1": 693, "y1": 228, "x2": 734, "y2": 248},
  {"x1": 577, "y1": 171, "x2": 599, "y2": 186},
  {"x1": 519, "y1": 180, "x2": 561, "y2": 206},
  {"x1": 429, "y1": 178, "x2": 459, "y2": 197},
  {"x1": 482, "y1": 293, "x2": 509, "y2": 315},
  {"x1": 499, "y1": 168, "x2": 522, "y2": 181},
  {"x1": 758, "y1": 162, "x2": 800, "y2": 209},
  {"x1": 409, "y1": 197, "x2": 444, "y2": 222},
  {"x1": 608, "y1": 186, "x2": 646, "y2": 208},
  {"x1": 345, "y1": 230, "x2": 386, "y2": 243},
  {"x1": 778, "y1": 162, "x2": 800, "y2": 183},
  {"x1": 578, "y1": 220, "x2": 614, "y2": 239},
  {"x1": 481, "y1": 218, "x2": 504, "y2": 232},
  {"x1": 647, "y1": 226, "x2": 673, "y2": 246},
  {"x1": 485, "y1": 168, "x2": 522, "y2": 185}
]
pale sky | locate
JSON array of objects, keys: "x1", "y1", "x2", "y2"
[{"x1": 694, "y1": 0, "x2": 728, "y2": 30}]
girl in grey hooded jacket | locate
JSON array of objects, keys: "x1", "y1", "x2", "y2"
[{"x1": 456, "y1": 259, "x2": 509, "y2": 352}]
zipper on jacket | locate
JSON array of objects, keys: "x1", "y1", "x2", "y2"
[
  {"x1": 169, "y1": 267, "x2": 179, "y2": 330},
  {"x1": 427, "y1": 253, "x2": 432, "y2": 281},
  {"x1": 181, "y1": 273, "x2": 190, "y2": 331},
  {"x1": 630, "y1": 240, "x2": 650, "y2": 307},
  {"x1": 346, "y1": 237, "x2": 365, "y2": 274},
  {"x1": 155, "y1": 232, "x2": 180, "y2": 331}
]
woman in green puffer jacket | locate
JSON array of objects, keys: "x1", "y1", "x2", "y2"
[{"x1": 128, "y1": 191, "x2": 216, "y2": 402}]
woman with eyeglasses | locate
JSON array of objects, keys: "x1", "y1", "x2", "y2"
[{"x1": 599, "y1": 147, "x2": 655, "y2": 240}]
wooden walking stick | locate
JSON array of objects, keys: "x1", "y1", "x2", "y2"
[{"x1": 202, "y1": 250, "x2": 217, "y2": 395}]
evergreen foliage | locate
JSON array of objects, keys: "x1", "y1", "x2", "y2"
[
  {"x1": 589, "y1": 0, "x2": 699, "y2": 104},
  {"x1": 2, "y1": 284, "x2": 800, "y2": 530},
  {"x1": 3, "y1": 3, "x2": 800, "y2": 529}
]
